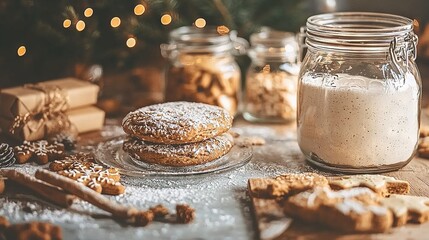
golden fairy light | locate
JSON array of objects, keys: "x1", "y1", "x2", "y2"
[
  {"x1": 63, "y1": 19, "x2": 71, "y2": 28},
  {"x1": 126, "y1": 37, "x2": 137, "y2": 48},
  {"x1": 84, "y1": 8, "x2": 93, "y2": 17},
  {"x1": 217, "y1": 25, "x2": 230, "y2": 35},
  {"x1": 76, "y1": 20, "x2": 86, "y2": 31},
  {"x1": 195, "y1": 18, "x2": 206, "y2": 28},
  {"x1": 111, "y1": 17, "x2": 121, "y2": 28},
  {"x1": 161, "y1": 14, "x2": 172, "y2": 25},
  {"x1": 17, "y1": 46, "x2": 26, "y2": 57},
  {"x1": 134, "y1": 4, "x2": 145, "y2": 15}
]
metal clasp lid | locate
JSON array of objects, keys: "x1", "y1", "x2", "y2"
[{"x1": 389, "y1": 32, "x2": 418, "y2": 74}]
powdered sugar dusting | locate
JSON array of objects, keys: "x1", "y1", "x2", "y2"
[
  {"x1": 1, "y1": 121, "x2": 318, "y2": 240},
  {"x1": 122, "y1": 102, "x2": 233, "y2": 144},
  {"x1": 123, "y1": 133, "x2": 234, "y2": 166}
]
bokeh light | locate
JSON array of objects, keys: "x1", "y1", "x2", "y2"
[
  {"x1": 126, "y1": 37, "x2": 137, "y2": 48},
  {"x1": 63, "y1": 19, "x2": 71, "y2": 28},
  {"x1": 17, "y1": 46, "x2": 26, "y2": 57},
  {"x1": 84, "y1": 8, "x2": 93, "y2": 17},
  {"x1": 161, "y1": 14, "x2": 172, "y2": 25},
  {"x1": 111, "y1": 17, "x2": 121, "y2": 28},
  {"x1": 76, "y1": 20, "x2": 86, "y2": 31},
  {"x1": 195, "y1": 18, "x2": 206, "y2": 28},
  {"x1": 217, "y1": 25, "x2": 230, "y2": 35},
  {"x1": 134, "y1": 4, "x2": 146, "y2": 15}
]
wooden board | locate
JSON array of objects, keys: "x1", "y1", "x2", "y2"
[{"x1": 248, "y1": 163, "x2": 429, "y2": 240}]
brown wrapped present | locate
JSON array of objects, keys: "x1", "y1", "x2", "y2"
[
  {"x1": 0, "y1": 106, "x2": 105, "y2": 141},
  {"x1": 0, "y1": 78, "x2": 99, "y2": 119}
]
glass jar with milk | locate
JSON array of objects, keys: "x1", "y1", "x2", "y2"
[{"x1": 297, "y1": 12, "x2": 421, "y2": 173}]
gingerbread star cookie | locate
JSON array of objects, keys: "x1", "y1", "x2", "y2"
[
  {"x1": 249, "y1": 172, "x2": 329, "y2": 198},
  {"x1": 328, "y1": 174, "x2": 410, "y2": 197},
  {"x1": 49, "y1": 153, "x2": 125, "y2": 195},
  {"x1": 14, "y1": 140, "x2": 65, "y2": 165},
  {"x1": 49, "y1": 152, "x2": 95, "y2": 171},
  {"x1": 284, "y1": 187, "x2": 393, "y2": 233},
  {"x1": 380, "y1": 194, "x2": 429, "y2": 226}
]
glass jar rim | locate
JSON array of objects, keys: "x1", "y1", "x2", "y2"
[
  {"x1": 250, "y1": 28, "x2": 296, "y2": 47},
  {"x1": 161, "y1": 26, "x2": 248, "y2": 58},
  {"x1": 168, "y1": 26, "x2": 234, "y2": 53},
  {"x1": 248, "y1": 28, "x2": 299, "y2": 62},
  {"x1": 306, "y1": 12, "x2": 414, "y2": 53}
]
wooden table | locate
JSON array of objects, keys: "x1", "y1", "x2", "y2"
[
  {"x1": 243, "y1": 117, "x2": 429, "y2": 240},
  {"x1": 1, "y1": 117, "x2": 429, "y2": 240},
  {"x1": 1, "y1": 61, "x2": 429, "y2": 239}
]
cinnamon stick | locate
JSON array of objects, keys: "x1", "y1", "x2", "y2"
[
  {"x1": 1, "y1": 170, "x2": 75, "y2": 208},
  {"x1": 0, "y1": 177, "x2": 5, "y2": 194},
  {"x1": 35, "y1": 169, "x2": 137, "y2": 219}
]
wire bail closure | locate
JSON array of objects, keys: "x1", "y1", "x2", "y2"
[{"x1": 389, "y1": 32, "x2": 418, "y2": 75}]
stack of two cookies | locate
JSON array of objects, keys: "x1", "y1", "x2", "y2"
[{"x1": 122, "y1": 102, "x2": 234, "y2": 166}]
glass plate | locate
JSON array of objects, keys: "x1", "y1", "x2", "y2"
[{"x1": 94, "y1": 137, "x2": 252, "y2": 177}]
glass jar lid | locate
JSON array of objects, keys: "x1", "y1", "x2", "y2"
[
  {"x1": 161, "y1": 26, "x2": 248, "y2": 57},
  {"x1": 248, "y1": 28, "x2": 299, "y2": 62},
  {"x1": 306, "y1": 12, "x2": 416, "y2": 55}
]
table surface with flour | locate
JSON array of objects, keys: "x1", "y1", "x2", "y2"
[
  {"x1": 1, "y1": 115, "x2": 429, "y2": 240},
  {"x1": 2, "y1": 61, "x2": 429, "y2": 240}
]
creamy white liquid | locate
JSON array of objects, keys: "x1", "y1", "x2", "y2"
[{"x1": 298, "y1": 73, "x2": 420, "y2": 167}]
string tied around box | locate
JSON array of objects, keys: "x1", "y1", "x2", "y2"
[{"x1": 9, "y1": 84, "x2": 75, "y2": 138}]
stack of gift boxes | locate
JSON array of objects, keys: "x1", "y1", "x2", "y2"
[{"x1": 0, "y1": 78, "x2": 105, "y2": 141}]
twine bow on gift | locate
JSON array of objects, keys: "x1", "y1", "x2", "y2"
[{"x1": 9, "y1": 84, "x2": 72, "y2": 137}]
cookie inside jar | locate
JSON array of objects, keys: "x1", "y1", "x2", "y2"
[
  {"x1": 161, "y1": 26, "x2": 247, "y2": 116},
  {"x1": 243, "y1": 28, "x2": 300, "y2": 123}
]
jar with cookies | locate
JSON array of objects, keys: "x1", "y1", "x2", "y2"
[
  {"x1": 243, "y1": 28, "x2": 300, "y2": 123},
  {"x1": 161, "y1": 26, "x2": 247, "y2": 116}
]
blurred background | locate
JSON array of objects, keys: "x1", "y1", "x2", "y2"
[{"x1": 1, "y1": 0, "x2": 429, "y2": 116}]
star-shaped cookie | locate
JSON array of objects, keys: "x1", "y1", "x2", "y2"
[
  {"x1": 14, "y1": 140, "x2": 65, "y2": 165},
  {"x1": 381, "y1": 194, "x2": 429, "y2": 226},
  {"x1": 249, "y1": 172, "x2": 329, "y2": 198},
  {"x1": 284, "y1": 187, "x2": 393, "y2": 233},
  {"x1": 49, "y1": 153, "x2": 125, "y2": 195},
  {"x1": 328, "y1": 174, "x2": 410, "y2": 197}
]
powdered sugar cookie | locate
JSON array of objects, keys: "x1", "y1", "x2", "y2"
[
  {"x1": 122, "y1": 102, "x2": 233, "y2": 144},
  {"x1": 123, "y1": 133, "x2": 234, "y2": 167}
]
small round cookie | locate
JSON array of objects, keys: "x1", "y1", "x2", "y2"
[
  {"x1": 123, "y1": 133, "x2": 234, "y2": 166},
  {"x1": 122, "y1": 102, "x2": 233, "y2": 144}
]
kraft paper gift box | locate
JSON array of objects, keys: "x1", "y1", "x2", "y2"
[
  {"x1": 0, "y1": 78, "x2": 99, "y2": 119},
  {"x1": 0, "y1": 78, "x2": 104, "y2": 141},
  {"x1": 0, "y1": 106, "x2": 105, "y2": 141}
]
